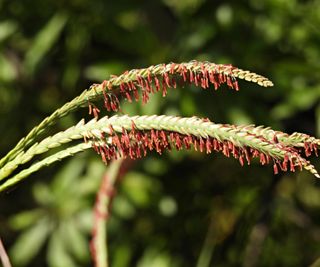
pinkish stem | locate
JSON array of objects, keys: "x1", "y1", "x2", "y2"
[
  {"x1": 90, "y1": 159, "x2": 125, "y2": 267},
  {"x1": 0, "y1": 238, "x2": 12, "y2": 267}
]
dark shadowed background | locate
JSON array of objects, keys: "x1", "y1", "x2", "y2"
[{"x1": 0, "y1": 0, "x2": 320, "y2": 266}]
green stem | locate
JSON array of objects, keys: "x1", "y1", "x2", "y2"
[
  {"x1": 0, "y1": 89, "x2": 96, "y2": 169},
  {"x1": 0, "y1": 142, "x2": 91, "y2": 193},
  {"x1": 92, "y1": 159, "x2": 124, "y2": 267},
  {"x1": 196, "y1": 214, "x2": 216, "y2": 267}
]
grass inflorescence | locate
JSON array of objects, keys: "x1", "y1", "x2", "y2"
[{"x1": 0, "y1": 60, "x2": 319, "y2": 194}]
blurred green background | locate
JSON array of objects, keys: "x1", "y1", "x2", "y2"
[{"x1": 1, "y1": 0, "x2": 320, "y2": 266}]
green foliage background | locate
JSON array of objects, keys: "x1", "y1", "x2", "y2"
[{"x1": 0, "y1": 0, "x2": 320, "y2": 266}]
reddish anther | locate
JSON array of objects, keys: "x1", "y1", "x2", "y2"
[
  {"x1": 194, "y1": 74, "x2": 200, "y2": 87},
  {"x1": 252, "y1": 150, "x2": 259, "y2": 158},
  {"x1": 260, "y1": 153, "x2": 266, "y2": 165},
  {"x1": 147, "y1": 70, "x2": 152, "y2": 83},
  {"x1": 199, "y1": 137, "x2": 205, "y2": 152},
  {"x1": 273, "y1": 162, "x2": 279, "y2": 174},
  {"x1": 193, "y1": 139, "x2": 198, "y2": 151},
  {"x1": 174, "y1": 133, "x2": 182, "y2": 150},
  {"x1": 189, "y1": 69, "x2": 194, "y2": 83},
  {"x1": 244, "y1": 148, "x2": 251, "y2": 164},
  {"x1": 233, "y1": 79, "x2": 239, "y2": 91},
  {"x1": 304, "y1": 142, "x2": 311, "y2": 157},
  {"x1": 163, "y1": 72, "x2": 171, "y2": 88},
  {"x1": 201, "y1": 78, "x2": 207, "y2": 89},
  {"x1": 162, "y1": 79, "x2": 167, "y2": 97},
  {"x1": 281, "y1": 157, "x2": 288, "y2": 171},
  {"x1": 121, "y1": 128, "x2": 130, "y2": 147},
  {"x1": 289, "y1": 157, "x2": 295, "y2": 172},
  {"x1": 125, "y1": 92, "x2": 132, "y2": 103},
  {"x1": 154, "y1": 76, "x2": 161, "y2": 91},
  {"x1": 209, "y1": 72, "x2": 219, "y2": 90},
  {"x1": 119, "y1": 82, "x2": 126, "y2": 93},
  {"x1": 142, "y1": 90, "x2": 149, "y2": 104},
  {"x1": 112, "y1": 135, "x2": 122, "y2": 150},
  {"x1": 239, "y1": 155, "x2": 244, "y2": 166},
  {"x1": 171, "y1": 77, "x2": 177, "y2": 89},
  {"x1": 137, "y1": 75, "x2": 145, "y2": 89},
  {"x1": 226, "y1": 76, "x2": 233, "y2": 88},
  {"x1": 223, "y1": 143, "x2": 230, "y2": 157},
  {"x1": 132, "y1": 88, "x2": 139, "y2": 101},
  {"x1": 104, "y1": 97, "x2": 111, "y2": 111},
  {"x1": 183, "y1": 136, "x2": 191, "y2": 149},
  {"x1": 170, "y1": 63, "x2": 176, "y2": 74},
  {"x1": 232, "y1": 146, "x2": 239, "y2": 158},
  {"x1": 145, "y1": 78, "x2": 152, "y2": 93},
  {"x1": 206, "y1": 139, "x2": 212, "y2": 153},
  {"x1": 181, "y1": 67, "x2": 187, "y2": 82},
  {"x1": 93, "y1": 106, "x2": 100, "y2": 119},
  {"x1": 313, "y1": 144, "x2": 318, "y2": 156}
]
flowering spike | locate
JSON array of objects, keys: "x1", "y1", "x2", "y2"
[
  {"x1": 62, "y1": 114, "x2": 317, "y2": 180},
  {"x1": 84, "y1": 61, "x2": 274, "y2": 120}
]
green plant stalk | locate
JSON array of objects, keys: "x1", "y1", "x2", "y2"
[
  {"x1": 0, "y1": 142, "x2": 91, "y2": 192},
  {"x1": 0, "y1": 61, "x2": 273, "y2": 169},
  {"x1": 0, "y1": 89, "x2": 95, "y2": 169},
  {"x1": 0, "y1": 118, "x2": 92, "y2": 180},
  {"x1": 92, "y1": 159, "x2": 123, "y2": 267},
  {"x1": 196, "y1": 214, "x2": 216, "y2": 267}
]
